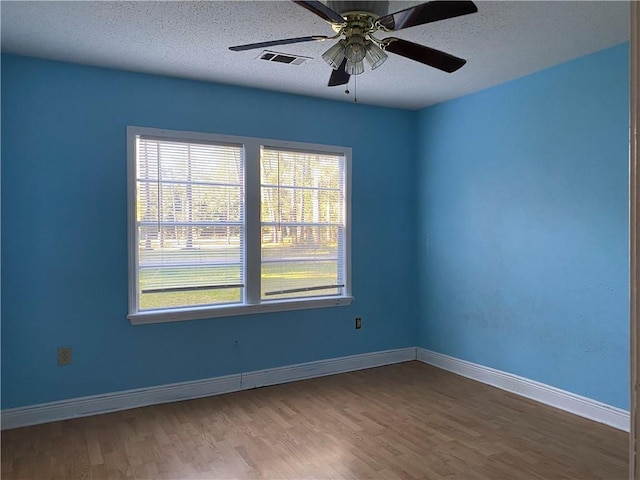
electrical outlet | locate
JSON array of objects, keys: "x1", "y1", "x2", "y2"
[
  {"x1": 57, "y1": 346, "x2": 72, "y2": 366},
  {"x1": 355, "y1": 317, "x2": 362, "y2": 330}
]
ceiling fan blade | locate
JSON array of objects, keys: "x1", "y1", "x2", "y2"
[
  {"x1": 229, "y1": 36, "x2": 329, "y2": 52},
  {"x1": 384, "y1": 39, "x2": 466, "y2": 73},
  {"x1": 293, "y1": 1, "x2": 346, "y2": 24},
  {"x1": 376, "y1": 1, "x2": 477, "y2": 31},
  {"x1": 328, "y1": 58, "x2": 350, "y2": 86}
]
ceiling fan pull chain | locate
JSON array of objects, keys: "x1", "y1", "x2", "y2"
[
  {"x1": 343, "y1": 76, "x2": 357, "y2": 103},
  {"x1": 354, "y1": 74, "x2": 358, "y2": 103}
]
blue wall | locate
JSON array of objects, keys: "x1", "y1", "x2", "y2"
[
  {"x1": 416, "y1": 43, "x2": 630, "y2": 409},
  {"x1": 1, "y1": 43, "x2": 630, "y2": 412},
  {"x1": 1, "y1": 55, "x2": 418, "y2": 409}
]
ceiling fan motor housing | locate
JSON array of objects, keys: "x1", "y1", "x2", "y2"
[{"x1": 327, "y1": 1, "x2": 389, "y2": 18}]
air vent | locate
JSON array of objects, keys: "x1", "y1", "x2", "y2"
[{"x1": 258, "y1": 50, "x2": 311, "y2": 66}]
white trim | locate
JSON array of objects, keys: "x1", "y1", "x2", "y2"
[
  {"x1": 128, "y1": 295, "x2": 354, "y2": 324},
  {"x1": 3, "y1": 347, "x2": 629, "y2": 433},
  {"x1": 126, "y1": 126, "x2": 353, "y2": 325},
  {"x1": 239, "y1": 347, "x2": 413, "y2": 389},
  {"x1": 344, "y1": 147, "x2": 352, "y2": 299},
  {"x1": 126, "y1": 126, "x2": 138, "y2": 322},
  {"x1": 0, "y1": 347, "x2": 415, "y2": 430},
  {"x1": 417, "y1": 348, "x2": 630, "y2": 432},
  {"x1": 244, "y1": 141, "x2": 261, "y2": 306}
]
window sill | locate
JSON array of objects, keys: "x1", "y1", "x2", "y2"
[{"x1": 128, "y1": 296, "x2": 354, "y2": 325}]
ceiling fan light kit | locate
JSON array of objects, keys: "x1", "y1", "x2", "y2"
[
  {"x1": 229, "y1": 0, "x2": 478, "y2": 87},
  {"x1": 343, "y1": 32, "x2": 366, "y2": 75},
  {"x1": 322, "y1": 40, "x2": 347, "y2": 69},
  {"x1": 345, "y1": 57, "x2": 365, "y2": 76},
  {"x1": 365, "y1": 41, "x2": 387, "y2": 70},
  {"x1": 344, "y1": 35, "x2": 366, "y2": 63}
]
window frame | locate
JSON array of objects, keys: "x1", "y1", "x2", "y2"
[{"x1": 127, "y1": 126, "x2": 352, "y2": 325}]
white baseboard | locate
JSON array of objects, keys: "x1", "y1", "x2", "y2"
[
  {"x1": 416, "y1": 347, "x2": 630, "y2": 432},
  {"x1": 1, "y1": 347, "x2": 416, "y2": 430},
  {"x1": 3, "y1": 347, "x2": 628, "y2": 433}
]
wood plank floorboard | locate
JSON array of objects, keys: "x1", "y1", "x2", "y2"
[{"x1": 1, "y1": 361, "x2": 629, "y2": 479}]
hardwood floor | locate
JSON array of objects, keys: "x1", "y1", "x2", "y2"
[{"x1": 1, "y1": 361, "x2": 629, "y2": 479}]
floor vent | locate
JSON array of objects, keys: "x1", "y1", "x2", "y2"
[{"x1": 258, "y1": 50, "x2": 311, "y2": 65}]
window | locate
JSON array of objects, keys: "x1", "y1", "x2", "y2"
[{"x1": 127, "y1": 127, "x2": 352, "y2": 324}]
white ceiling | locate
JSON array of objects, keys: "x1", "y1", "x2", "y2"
[{"x1": 0, "y1": 1, "x2": 630, "y2": 110}]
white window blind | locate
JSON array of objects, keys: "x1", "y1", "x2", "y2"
[
  {"x1": 260, "y1": 147, "x2": 346, "y2": 300},
  {"x1": 135, "y1": 136, "x2": 244, "y2": 311}
]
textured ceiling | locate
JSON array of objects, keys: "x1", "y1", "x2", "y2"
[{"x1": 0, "y1": 1, "x2": 630, "y2": 110}]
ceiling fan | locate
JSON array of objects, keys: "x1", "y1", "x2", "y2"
[{"x1": 229, "y1": 1, "x2": 478, "y2": 87}]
